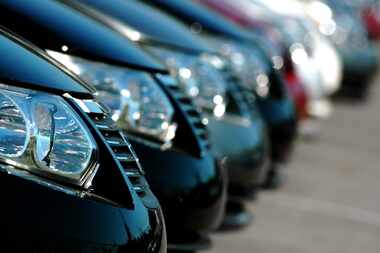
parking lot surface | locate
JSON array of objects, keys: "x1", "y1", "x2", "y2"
[{"x1": 210, "y1": 69, "x2": 380, "y2": 253}]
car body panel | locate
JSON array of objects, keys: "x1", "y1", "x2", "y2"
[
  {"x1": 0, "y1": 0, "x2": 166, "y2": 73},
  {"x1": 0, "y1": 171, "x2": 165, "y2": 251},
  {"x1": 76, "y1": 0, "x2": 212, "y2": 54},
  {"x1": 143, "y1": 0, "x2": 255, "y2": 41},
  {"x1": 132, "y1": 142, "x2": 226, "y2": 233},
  {"x1": 0, "y1": 30, "x2": 94, "y2": 97},
  {"x1": 208, "y1": 116, "x2": 269, "y2": 188}
]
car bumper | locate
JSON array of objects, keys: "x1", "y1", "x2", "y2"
[
  {"x1": 270, "y1": 117, "x2": 298, "y2": 164},
  {"x1": 131, "y1": 142, "x2": 227, "y2": 251},
  {"x1": 0, "y1": 169, "x2": 166, "y2": 253},
  {"x1": 208, "y1": 115, "x2": 270, "y2": 201},
  {"x1": 338, "y1": 45, "x2": 379, "y2": 97},
  {"x1": 256, "y1": 97, "x2": 298, "y2": 164}
]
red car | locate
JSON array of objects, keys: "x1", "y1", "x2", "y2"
[{"x1": 361, "y1": 1, "x2": 380, "y2": 39}]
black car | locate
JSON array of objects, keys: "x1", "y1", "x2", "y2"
[
  {"x1": 67, "y1": 0, "x2": 271, "y2": 229},
  {"x1": 0, "y1": 0, "x2": 227, "y2": 252},
  {"x1": 143, "y1": 0, "x2": 298, "y2": 188},
  {"x1": 0, "y1": 28, "x2": 166, "y2": 252}
]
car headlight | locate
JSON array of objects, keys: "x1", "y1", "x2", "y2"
[
  {"x1": 0, "y1": 84, "x2": 97, "y2": 187},
  {"x1": 144, "y1": 46, "x2": 228, "y2": 118},
  {"x1": 47, "y1": 51, "x2": 177, "y2": 146},
  {"x1": 205, "y1": 38, "x2": 271, "y2": 98}
]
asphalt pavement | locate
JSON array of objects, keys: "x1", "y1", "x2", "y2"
[{"x1": 210, "y1": 61, "x2": 380, "y2": 253}]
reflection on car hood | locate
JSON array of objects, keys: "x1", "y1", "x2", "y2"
[
  {"x1": 78, "y1": 0, "x2": 213, "y2": 54},
  {"x1": 0, "y1": 0, "x2": 167, "y2": 73},
  {"x1": 0, "y1": 29, "x2": 94, "y2": 97}
]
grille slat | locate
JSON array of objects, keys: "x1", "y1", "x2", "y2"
[
  {"x1": 94, "y1": 122, "x2": 111, "y2": 130},
  {"x1": 124, "y1": 169, "x2": 141, "y2": 178},
  {"x1": 114, "y1": 153, "x2": 136, "y2": 163},
  {"x1": 105, "y1": 139, "x2": 124, "y2": 146},
  {"x1": 158, "y1": 76, "x2": 211, "y2": 149},
  {"x1": 85, "y1": 110, "x2": 147, "y2": 198},
  {"x1": 133, "y1": 185, "x2": 145, "y2": 194},
  {"x1": 156, "y1": 74, "x2": 212, "y2": 151},
  {"x1": 221, "y1": 67, "x2": 256, "y2": 118}
]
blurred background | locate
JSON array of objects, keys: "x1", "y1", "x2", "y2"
[
  {"x1": 209, "y1": 81, "x2": 380, "y2": 253},
  {"x1": 208, "y1": 1, "x2": 380, "y2": 251}
]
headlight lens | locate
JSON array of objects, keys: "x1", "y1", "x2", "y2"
[
  {"x1": 145, "y1": 46, "x2": 228, "y2": 118},
  {"x1": 47, "y1": 51, "x2": 177, "y2": 145},
  {"x1": 0, "y1": 85, "x2": 97, "y2": 186},
  {"x1": 206, "y1": 38, "x2": 271, "y2": 98}
]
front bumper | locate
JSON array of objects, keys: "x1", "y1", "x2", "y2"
[
  {"x1": 256, "y1": 97, "x2": 298, "y2": 165},
  {"x1": 208, "y1": 114, "x2": 270, "y2": 201},
  {"x1": 338, "y1": 44, "x2": 379, "y2": 98},
  {"x1": 0, "y1": 169, "x2": 166, "y2": 253},
  {"x1": 131, "y1": 141, "x2": 227, "y2": 251}
]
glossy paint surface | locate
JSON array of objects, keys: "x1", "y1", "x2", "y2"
[
  {"x1": 0, "y1": 171, "x2": 165, "y2": 252},
  {"x1": 208, "y1": 115, "x2": 269, "y2": 188},
  {"x1": 0, "y1": 30, "x2": 94, "y2": 97},
  {"x1": 338, "y1": 45, "x2": 378, "y2": 97},
  {"x1": 0, "y1": 0, "x2": 166, "y2": 72},
  {"x1": 257, "y1": 98, "x2": 297, "y2": 163},
  {"x1": 131, "y1": 141, "x2": 226, "y2": 240},
  {"x1": 144, "y1": 0, "x2": 255, "y2": 40},
  {"x1": 197, "y1": 0, "x2": 266, "y2": 29},
  {"x1": 78, "y1": 0, "x2": 212, "y2": 53}
]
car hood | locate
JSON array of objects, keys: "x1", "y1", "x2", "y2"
[
  {"x1": 0, "y1": 29, "x2": 94, "y2": 97},
  {"x1": 144, "y1": 0, "x2": 255, "y2": 41},
  {"x1": 0, "y1": 0, "x2": 167, "y2": 73},
  {"x1": 74, "y1": 0, "x2": 214, "y2": 54}
]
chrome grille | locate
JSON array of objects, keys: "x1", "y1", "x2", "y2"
[
  {"x1": 156, "y1": 74, "x2": 211, "y2": 150},
  {"x1": 72, "y1": 98, "x2": 147, "y2": 197},
  {"x1": 221, "y1": 67, "x2": 257, "y2": 118}
]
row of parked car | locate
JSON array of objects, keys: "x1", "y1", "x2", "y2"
[{"x1": 0, "y1": 0, "x2": 378, "y2": 252}]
